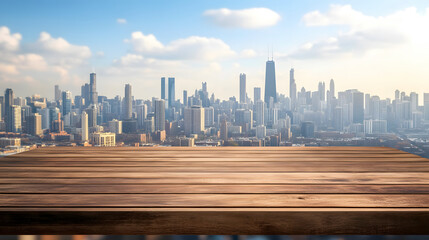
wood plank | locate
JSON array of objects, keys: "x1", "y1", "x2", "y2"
[
  {"x1": 4, "y1": 157, "x2": 424, "y2": 162},
  {"x1": 1, "y1": 194, "x2": 429, "y2": 208},
  {"x1": 0, "y1": 172, "x2": 428, "y2": 184},
  {"x1": 0, "y1": 160, "x2": 426, "y2": 167},
  {"x1": 1, "y1": 162, "x2": 429, "y2": 172},
  {"x1": 9, "y1": 153, "x2": 414, "y2": 159},
  {"x1": 1, "y1": 184, "x2": 429, "y2": 194},
  {"x1": 0, "y1": 208, "x2": 428, "y2": 235}
]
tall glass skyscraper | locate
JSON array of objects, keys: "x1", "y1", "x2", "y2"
[
  {"x1": 264, "y1": 60, "x2": 277, "y2": 104},
  {"x1": 89, "y1": 73, "x2": 98, "y2": 105},
  {"x1": 161, "y1": 77, "x2": 166, "y2": 100},
  {"x1": 124, "y1": 84, "x2": 132, "y2": 119},
  {"x1": 290, "y1": 68, "x2": 297, "y2": 109},
  {"x1": 239, "y1": 73, "x2": 246, "y2": 103},
  {"x1": 168, "y1": 77, "x2": 175, "y2": 108},
  {"x1": 62, "y1": 91, "x2": 72, "y2": 116}
]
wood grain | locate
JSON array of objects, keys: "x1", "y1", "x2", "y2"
[{"x1": 0, "y1": 146, "x2": 428, "y2": 234}]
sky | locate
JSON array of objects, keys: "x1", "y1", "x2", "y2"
[{"x1": 1, "y1": 0, "x2": 429, "y2": 102}]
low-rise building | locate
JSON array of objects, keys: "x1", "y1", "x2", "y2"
[{"x1": 91, "y1": 132, "x2": 116, "y2": 147}]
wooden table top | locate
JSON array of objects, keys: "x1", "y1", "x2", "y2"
[{"x1": 0, "y1": 146, "x2": 428, "y2": 235}]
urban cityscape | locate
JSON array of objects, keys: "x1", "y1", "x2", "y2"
[{"x1": 1, "y1": 57, "x2": 429, "y2": 157}]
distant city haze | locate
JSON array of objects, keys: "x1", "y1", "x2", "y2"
[{"x1": 1, "y1": 1, "x2": 429, "y2": 102}]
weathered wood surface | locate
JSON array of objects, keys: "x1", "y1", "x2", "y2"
[{"x1": 0, "y1": 146, "x2": 428, "y2": 234}]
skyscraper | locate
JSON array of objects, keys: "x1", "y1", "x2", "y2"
[
  {"x1": 154, "y1": 99, "x2": 165, "y2": 131},
  {"x1": 290, "y1": 68, "x2": 297, "y2": 108},
  {"x1": 136, "y1": 104, "x2": 147, "y2": 130},
  {"x1": 124, "y1": 84, "x2": 132, "y2": 119},
  {"x1": 352, "y1": 91, "x2": 364, "y2": 124},
  {"x1": 255, "y1": 100, "x2": 265, "y2": 126},
  {"x1": 264, "y1": 60, "x2": 277, "y2": 103},
  {"x1": 168, "y1": 77, "x2": 175, "y2": 108},
  {"x1": 202, "y1": 82, "x2": 207, "y2": 93},
  {"x1": 27, "y1": 113, "x2": 42, "y2": 136},
  {"x1": 86, "y1": 105, "x2": 97, "y2": 127},
  {"x1": 81, "y1": 111, "x2": 88, "y2": 142},
  {"x1": 318, "y1": 82, "x2": 326, "y2": 101},
  {"x1": 10, "y1": 105, "x2": 21, "y2": 133},
  {"x1": 54, "y1": 85, "x2": 61, "y2": 101},
  {"x1": 330, "y1": 79, "x2": 335, "y2": 99},
  {"x1": 239, "y1": 73, "x2": 246, "y2": 103},
  {"x1": 4, "y1": 88, "x2": 14, "y2": 132},
  {"x1": 81, "y1": 83, "x2": 90, "y2": 107},
  {"x1": 89, "y1": 73, "x2": 98, "y2": 105},
  {"x1": 254, "y1": 87, "x2": 261, "y2": 102},
  {"x1": 184, "y1": 106, "x2": 205, "y2": 135},
  {"x1": 424, "y1": 93, "x2": 429, "y2": 121},
  {"x1": 62, "y1": 91, "x2": 72, "y2": 116},
  {"x1": 161, "y1": 77, "x2": 166, "y2": 100},
  {"x1": 183, "y1": 90, "x2": 188, "y2": 107}
]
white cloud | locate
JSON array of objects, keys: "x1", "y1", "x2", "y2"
[
  {"x1": 302, "y1": 5, "x2": 373, "y2": 27},
  {"x1": 0, "y1": 27, "x2": 92, "y2": 92},
  {"x1": 0, "y1": 63, "x2": 18, "y2": 75},
  {"x1": 203, "y1": 8, "x2": 281, "y2": 29},
  {"x1": 126, "y1": 32, "x2": 235, "y2": 61},
  {"x1": 0, "y1": 26, "x2": 22, "y2": 51},
  {"x1": 35, "y1": 32, "x2": 91, "y2": 59},
  {"x1": 117, "y1": 18, "x2": 127, "y2": 24},
  {"x1": 289, "y1": 5, "x2": 429, "y2": 59},
  {"x1": 240, "y1": 49, "x2": 257, "y2": 58}
]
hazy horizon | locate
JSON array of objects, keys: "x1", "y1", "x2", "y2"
[{"x1": 1, "y1": 0, "x2": 429, "y2": 101}]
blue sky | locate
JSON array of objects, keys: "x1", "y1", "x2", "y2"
[{"x1": 1, "y1": 0, "x2": 429, "y2": 100}]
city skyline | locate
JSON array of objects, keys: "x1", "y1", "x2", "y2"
[{"x1": 1, "y1": 1, "x2": 429, "y2": 100}]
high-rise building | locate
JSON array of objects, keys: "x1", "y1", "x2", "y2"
[
  {"x1": 154, "y1": 99, "x2": 165, "y2": 131},
  {"x1": 161, "y1": 77, "x2": 166, "y2": 100},
  {"x1": 10, "y1": 105, "x2": 21, "y2": 133},
  {"x1": 329, "y1": 79, "x2": 335, "y2": 99},
  {"x1": 54, "y1": 85, "x2": 61, "y2": 102},
  {"x1": 184, "y1": 106, "x2": 205, "y2": 135},
  {"x1": 352, "y1": 91, "x2": 364, "y2": 124},
  {"x1": 39, "y1": 108, "x2": 50, "y2": 130},
  {"x1": 136, "y1": 104, "x2": 147, "y2": 130},
  {"x1": 318, "y1": 82, "x2": 326, "y2": 101},
  {"x1": 410, "y1": 92, "x2": 418, "y2": 112},
  {"x1": 4, "y1": 88, "x2": 14, "y2": 132},
  {"x1": 81, "y1": 83, "x2": 90, "y2": 107},
  {"x1": 256, "y1": 125, "x2": 266, "y2": 139},
  {"x1": 301, "y1": 121, "x2": 315, "y2": 138},
  {"x1": 109, "y1": 119, "x2": 123, "y2": 134},
  {"x1": 202, "y1": 82, "x2": 207, "y2": 93},
  {"x1": 124, "y1": 84, "x2": 132, "y2": 119},
  {"x1": 86, "y1": 106, "x2": 97, "y2": 128},
  {"x1": 290, "y1": 68, "x2": 297, "y2": 108},
  {"x1": 264, "y1": 60, "x2": 277, "y2": 103},
  {"x1": 183, "y1": 90, "x2": 188, "y2": 107},
  {"x1": 81, "y1": 111, "x2": 89, "y2": 142},
  {"x1": 168, "y1": 77, "x2": 175, "y2": 108},
  {"x1": 424, "y1": 93, "x2": 429, "y2": 121},
  {"x1": 62, "y1": 91, "x2": 72, "y2": 116},
  {"x1": 239, "y1": 73, "x2": 246, "y2": 103},
  {"x1": 89, "y1": 73, "x2": 98, "y2": 105},
  {"x1": 204, "y1": 107, "x2": 214, "y2": 127},
  {"x1": 255, "y1": 100, "x2": 265, "y2": 126},
  {"x1": 334, "y1": 107, "x2": 343, "y2": 131},
  {"x1": 254, "y1": 87, "x2": 261, "y2": 102},
  {"x1": 220, "y1": 118, "x2": 228, "y2": 141},
  {"x1": 27, "y1": 113, "x2": 42, "y2": 136}
]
